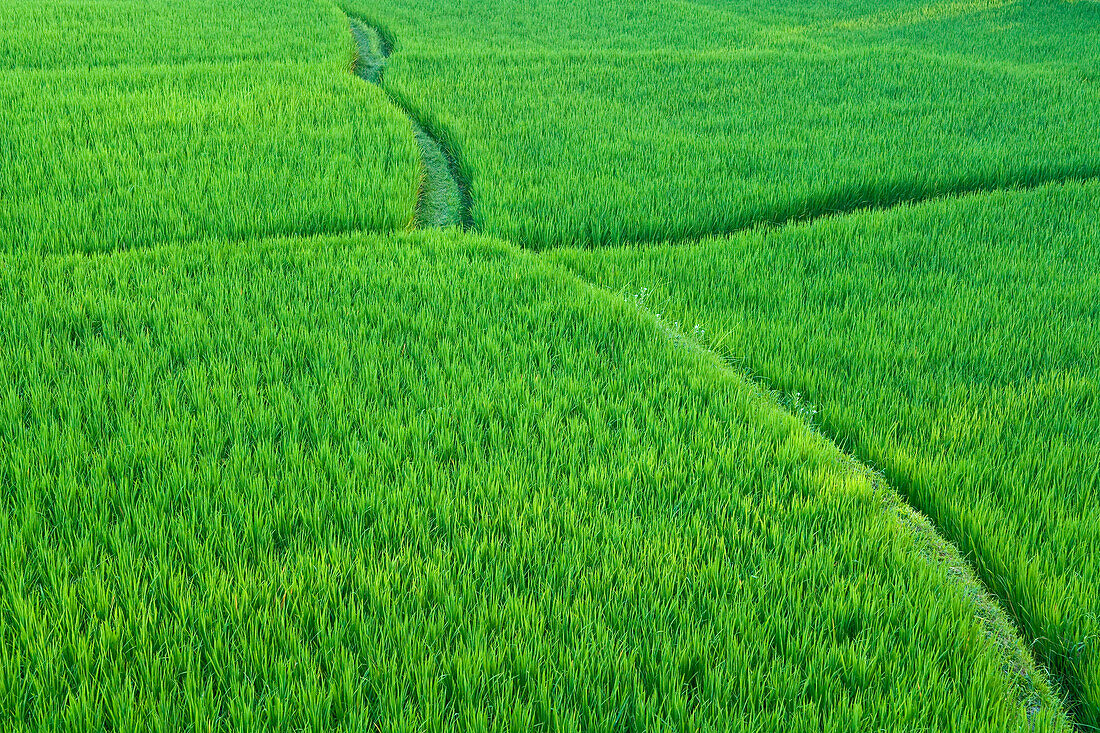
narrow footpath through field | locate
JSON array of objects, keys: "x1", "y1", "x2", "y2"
[{"x1": 350, "y1": 18, "x2": 470, "y2": 229}]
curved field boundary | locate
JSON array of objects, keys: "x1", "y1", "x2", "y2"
[
  {"x1": 618, "y1": 170, "x2": 1100, "y2": 251},
  {"x1": 583, "y1": 275, "x2": 1075, "y2": 728},
  {"x1": 349, "y1": 18, "x2": 470, "y2": 230},
  {"x1": 581, "y1": 171, "x2": 1100, "y2": 254}
]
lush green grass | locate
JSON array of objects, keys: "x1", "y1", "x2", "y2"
[
  {"x1": 345, "y1": 0, "x2": 1100, "y2": 247},
  {"x1": 342, "y1": 0, "x2": 1099, "y2": 76},
  {"x1": 0, "y1": 231, "x2": 1069, "y2": 731},
  {"x1": 1, "y1": 0, "x2": 1095, "y2": 728},
  {"x1": 340, "y1": 0, "x2": 914, "y2": 53},
  {"x1": 0, "y1": 0, "x2": 351, "y2": 69},
  {"x1": 552, "y1": 180, "x2": 1100, "y2": 726},
  {"x1": 0, "y1": 62, "x2": 419, "y2": 254},
  {"x1": 801, "y1": 0, "x2": 1100, "y2": 70},
  {"x1": 0, "y1": 0, "x2": 425, "y2": 255},
  {"x1": 0, "y1": 64, "x2": 418, "y2": 253}
]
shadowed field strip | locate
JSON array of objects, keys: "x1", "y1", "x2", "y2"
[{"x1": 350, "y1": 18, "x2": 469, "y2": 229}]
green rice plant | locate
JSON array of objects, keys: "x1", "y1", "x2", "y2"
[
  {"x1": 802, "y1": 0, "x2": 1100, "y2": 70},
  {"x1": 342, "y1": 0, "x2": 1099, "y2": 70},
  {"x1": 0, "y1": 0, "x2": 1094, "y2": 727},
  {"x1": 551, "y1": 180, "x2": 1100, "y2": 726},
  {"x1": 339, "y1": 0, "x2": 909, "y2": 54},
  {"x1": 0, "y1": 62, "x2": 421, "y2": 254},
  {"x1": 346, "y1": 0, "x2": 1100, "y2": 248},
  {"x1": 0, "y1": 231, "x2": 1071, "y2": 731},
  {"x1": 0, "y1": 0, "x2": 352, "y2": 69}
]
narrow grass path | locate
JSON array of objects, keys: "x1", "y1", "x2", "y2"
[{"x1": 349, "y1": 18, "x2": 469, "y2": 229}]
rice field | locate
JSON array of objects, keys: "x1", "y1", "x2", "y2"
[
  {"x1": 0, "y1": 0, "x2": 350, "y2": 68},
  {"x1": 0, "y1": 232, "x2": 1071, "y2": 731},
  {"x1": 346, "y1": 0, "x2": 1100, "y2": 247},
  {"x1": 0, "y1": 63, "x2": 420, "y2": 254},
  {"x1": 0, "y1": 0, "x2": 421, "y2": 255},
  {"x1": 1, "y1": 0, "x2": 1096, "y2": 729},
  {"x1": 552, "y1": 181, "x2": 1100, "y2": 726}
]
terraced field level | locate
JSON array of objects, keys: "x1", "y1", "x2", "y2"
[{"x1": 0, "y1": 0, "x2": 1096, "y2": 730}]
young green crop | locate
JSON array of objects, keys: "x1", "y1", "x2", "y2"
[
  {"x1": 0, "y1": 0, "x2": 429, "y2": 255},
  {"x1": 805, "y1": 0, "x2": 1100, "y2": 70},
  {"x1": 341, "y1": 0, "x2": 1099, "y2": 73},
  {"x1": 0, "y1": 61, "x2": 421, "y2": 255},
  {"x1": 0, "y1": 0, "x2": 1093, "y2": 728},
  {"x1": 552, "y1": 180, "x2": 1100, "y2": 726},
  {"x1": 339, "y1": 0, "x2": 915, "y2": 54},
  {"x1": 0, "y1": 231, "x2": 1070, "y2": 731},
  {"x1": 346, "y1": 0, "x2": 1100, "y2": 248},
  {"x1": 0, "y1": 0, "x2": 351, "y2": 69}
]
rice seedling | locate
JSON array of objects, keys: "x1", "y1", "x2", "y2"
[
  {"x1": 552, "y1": 180, "x2": 1100, "y2": 726},
  {"x1": 1, "y1": 0, "x2": 1096, "y2": 728},
  {"x1": 0, "y1": 0, "x2": 351, "y2": 69}
]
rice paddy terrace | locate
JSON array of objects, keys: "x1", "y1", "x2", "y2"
[{"x1": 0, "y1": 0, "x2": 1097, "y2": 730}]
